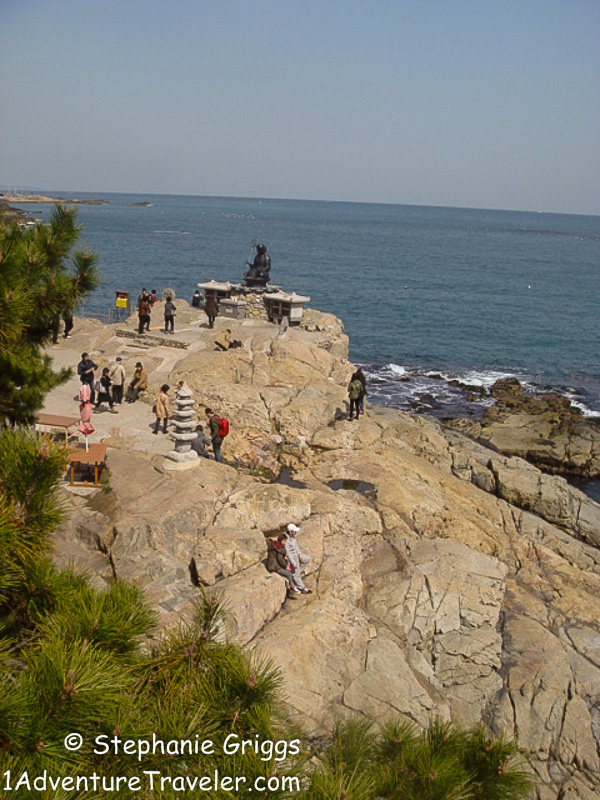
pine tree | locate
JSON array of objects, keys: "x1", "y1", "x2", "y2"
[{"x1": 0, "y1": 205, "x2": 98, "y2": 424}]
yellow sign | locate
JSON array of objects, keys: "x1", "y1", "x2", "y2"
[{"x1": 115, "y1": 291, "x2": 129, "y2": 309}]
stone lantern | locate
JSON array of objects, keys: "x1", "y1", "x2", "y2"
[{"x1": 165, "y1": 384, "x2": 199, "y2": 467}]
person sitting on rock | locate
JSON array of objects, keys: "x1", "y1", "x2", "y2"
[
  {"x1": 266, "y1": 532, "x2": 300, "y2": 597},
  {"x1": 126, "y1": 362, "x2": 148, "y2": 402},
  {"x1": 191, "y1": 290, "x2": 202, "y2": 308},
  {"x1": 191, "y1": 424, "x2": 210, "y2": 457},
  {"x1": 284, "y1": 523, "x2": 312, "y2": 594},
  {"x1": 214, "y1": 328, "x2": 232, "y2": 351}
]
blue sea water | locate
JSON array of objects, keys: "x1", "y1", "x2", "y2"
[{"x1": 18, "y1": 192, "x2": 600, "y2": 419}]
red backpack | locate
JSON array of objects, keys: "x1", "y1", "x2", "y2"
[{"x1": 214, "y1": 414, "x2": 229, "y2": 437}]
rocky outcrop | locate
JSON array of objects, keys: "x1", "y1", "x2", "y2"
[
  {"x1": 446, "y1": 378, "x2": 600, "y2": 478},
  {"x1": 49, "y1": 311, "x2": 600, "y2": 800}
]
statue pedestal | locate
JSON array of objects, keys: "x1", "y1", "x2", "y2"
[{"x1": 163, "y1": 458, "x2": 201, "y2": 472}]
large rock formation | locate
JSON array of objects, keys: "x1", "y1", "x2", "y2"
[
  {"x1": 49, "y1": 311, "x2": 600, "y2": 800},
  {"x1": 446, "y1": 377, "x2": 600, "y2": 479}
]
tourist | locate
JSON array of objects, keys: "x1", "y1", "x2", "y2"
[
  {"x1": 137, "y1": 287, "x2": 149, "y2": 304},
  {"x1": 191, "y1": 424, "x2": 210, "y2": 457},
  {"x1": 95, "y1": 367, "x2": 118, "y2": 413},
  {"x1": 266, "y1": 532, "x2": 300, "y2": 597},
  {"x1": 352, "y1": 368, "x2": 367, "y2": 415},
  {"x1": 347, "y1": 373, "x2": 363, "y2": 421},
  {"x1": 284, "y1": 523, "x2": 312, "y2": 594},
  {"x1": 164, "y1": 296, "x2": 176, "y2": 334},
  {"x1": 205, "y1": 407, "x2": 225, "y2": 463},
  {"x1": 50, "y1": 315, "x2": 60, "y2": 344},
  {"x1": 126, "y1": 362, "x2": 148, "y2": 403},
  {"x1": 214, "y1": 328, "x2": 231, "y2": 351},
  {"x1": 62, "y1": 312, "x2": 74, "y2": 338},
  {"x1": 109, "y1": 356, "x2": 126, "y2": 404},
  {"x1": 191, "y1": 290, "x2": 202, "y2": 308},
  {"x1": 153, "y1": 384, "x2": 170, "y2": 434},
  {"x1": 77, "y1": 352, "x2": 98, "y2": 404},
  {"x1": 137, "y1": 295, "x2": 151, "y2": 334},
  {"x1": 149, "y1": 289, "x2": 158, "y2": 306},
  {"x1": 204, "y1": 294, "x2": 218, "y2": 328}
]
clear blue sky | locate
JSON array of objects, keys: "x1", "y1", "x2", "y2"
[{"x1": 1, "y1": 0, "x2": 598, "y2": 214}]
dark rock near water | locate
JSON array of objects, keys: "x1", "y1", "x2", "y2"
[{"x1": 445, "y1": 378, "x2": 600, "y2": 480}]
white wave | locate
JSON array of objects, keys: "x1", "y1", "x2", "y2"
[
  {"x1": 562, "y1": 393, "x2": 600, "y2": 420},
  {"x1": 153, "y1": 230, "x2": 191, "y2": 235},
  {"x1": 457, "y1": 369, "x2": 520, "y2": 388},
  {"x1": 383, "y1": 363, "x2": 409, "y2": 378}
]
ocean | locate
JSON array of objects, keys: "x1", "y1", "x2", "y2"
[{"x1": 17, "y1": 192, "x2": 600, "y2": 421}]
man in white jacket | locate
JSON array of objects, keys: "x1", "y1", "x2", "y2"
[
  {"x1": 109, "y1": 356, "x2": 126, "y2": 405},
  {"x1": 284, "y1": 523, "x2": 312, "y2": 594}
]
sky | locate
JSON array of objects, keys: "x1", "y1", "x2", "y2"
[{"x1": 1, "y1": 0, "x2": 599, "y2": 214}]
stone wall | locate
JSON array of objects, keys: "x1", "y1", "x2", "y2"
[{"x1": 238, "y1": 291, "x2": 269, "y2": 321}]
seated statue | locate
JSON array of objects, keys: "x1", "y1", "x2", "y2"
[{"x1": 244, "y1": 243, "x2": 271, "y2": 286}]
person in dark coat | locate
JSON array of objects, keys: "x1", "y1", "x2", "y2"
[
  {"x1": 137, "y1": 297, "x2": 151, "y2": 334},
  {"x1": 266, "y1": 533, "x2": 300, "y2": 596},
  {"x1": 352, "y1": 369, "x2": 367, "y2": 415},
  {"x1": 204, "y1": 294, "x2": 218, "y2": 328},
  {"x1": 164, "y1": 296, "x2": 176, "y2": 333},
  {"x1": 77, "y1": 352, "x2": 98, "y2": 404},
  {"x1": 62, "y1": 312, "x2": 74, "y2": 338},
  {"x1": 95, "y1": 367, "x2": 118, "y2": 412}
]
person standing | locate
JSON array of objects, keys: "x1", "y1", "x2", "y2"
[
  {"x1": 77, "y1": 352, "x2": 98, "y2": 404},
  {"x1": 109, "y1": 356, "x2": 126, "y2": 404},
  {"x1": 204, "y1": 294, "x2": 218, "y2": 328},
  {"x1": 137, "y1": 296, "x2": 151, "y2": 334},
  {"x1": 348, "y1": 374, "x2": 363, "y2": 421},
  {"x1": 284, "y1": 523, "x2": 312, "y2": 594},
  {"x1": 153, "y1": 384, "x2": 170, "y2": 434},
  {"x1": 164, "y1": 296, "x2": 176, "y2": 334},
  {"x1": 95, "y1": 368, "x2": 118, "y2": 413},
  {"x1": 205, "y1": 407, "x2": 225, "y2": 463},
  {"x1": 62, "y1": 312, "x2": 74, "y2": 338},
  {"x1": 352, "y1": 369, "x2": 367, "y2": 416}
]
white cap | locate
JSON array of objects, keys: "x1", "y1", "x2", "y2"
[{"x1": 287, "y1": 523, "x2": 300, "y2": 532}]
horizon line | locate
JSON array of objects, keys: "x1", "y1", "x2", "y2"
[{"x1": 2, "y1": 186, "x2": 598, "y2": 219}]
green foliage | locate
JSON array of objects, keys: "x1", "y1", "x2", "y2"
[
  {"x1": 0, "y1": 204, "x2": 99, "y2": 424},
  {"x1": 301, "y1": 719, "x2": 533, "y2": 800},
  {"x1": 0, "y1": 429, "x2": 533, "y2": 799}
]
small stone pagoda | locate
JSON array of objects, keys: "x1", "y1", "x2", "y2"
[{"x1": 165, "y1": 385, "x2": 198, "y2": 468}]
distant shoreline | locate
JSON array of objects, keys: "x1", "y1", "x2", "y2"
[{"x1": 2, "y1": 193, "x2": 107, "y2": 206}]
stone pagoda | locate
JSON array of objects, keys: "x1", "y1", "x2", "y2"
[{"x1": 165, "y1": 384, "x2": 199, "y2": 469}]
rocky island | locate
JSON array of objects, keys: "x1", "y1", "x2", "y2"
[{"x1": 43, "y1": 301, "x2": 600, "y2": 800}]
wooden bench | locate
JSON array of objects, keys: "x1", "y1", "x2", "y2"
[{"x1": 67, "y1": 442, "x2": 108, "y2": 486}]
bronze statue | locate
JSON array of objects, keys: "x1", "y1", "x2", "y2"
[{"x1": 244, "y1": 242, "x2": 271, "y2": 287}]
